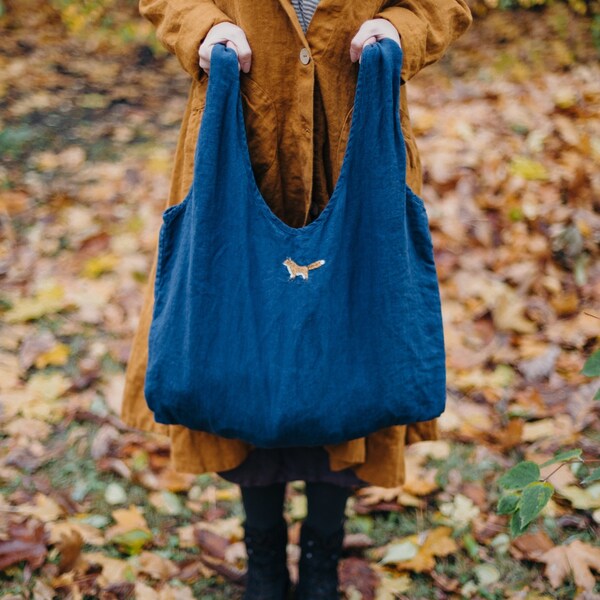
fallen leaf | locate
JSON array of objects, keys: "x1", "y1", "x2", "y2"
[
  {"x1": 379, "y1": 527, "x2": 457, "y2": 573},
  {"x1": 0, "y1": 519, "x2": 48, "y2": 570},
  {"x1": 538, "y1": 540, "x2": 600, "y2": 590}
]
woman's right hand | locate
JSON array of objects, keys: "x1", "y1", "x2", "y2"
[{"x1": 199, "y1": 22, "x2": 252, "y2": 75}]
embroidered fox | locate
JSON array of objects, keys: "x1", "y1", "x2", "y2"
[{"x1": 283, "y1": 257, "x2": 326, "y2": 280}]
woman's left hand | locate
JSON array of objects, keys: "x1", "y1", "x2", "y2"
[{"x1": 350, "y1": 18, "x2": 401, "y2": 63}]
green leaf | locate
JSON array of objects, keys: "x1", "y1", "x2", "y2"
[
  {"x1": 540, "y1": 449, "x2": 582, "y2": 468},
  {"x1": 497, "y1": 492, "x2": 520, "y2": 515},
  {"x1": 462, "y1": 532, "x2": 479, "y2": 559},
  {"x1": 519, "y1": 482, "x2": 554, "y2": 527},
  {"x1": 582, "y1": 466, "x2": 600, "y2": 485},
  {"x1": 581, "y1": 349, "x2": 600, "y2": 377},
  {"x1": 498, "y1": 461, "x2": 540, "y2": 490},
  {"x1": 594, "y1": 387, "x2": 600, "y2": 401},
  {"x1": 509, "y1": 510, "x2": 529, "y2": 537},
  {"x1": 110, "y1": 529, "x2": 153, "y2": 555}
]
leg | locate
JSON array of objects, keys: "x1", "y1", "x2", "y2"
[
  {"x1": 295, "y1": 482, "x2": 353, "y2": 600},
  {"x1": 241, "y1": 482, "x2": 287, "y2": 529},
  {"x1": 304, "y1": 481, "x2": 352, "y2": 535},
  {"x1": 240, "y1": 482, "x2": 291, "y2": 600}
]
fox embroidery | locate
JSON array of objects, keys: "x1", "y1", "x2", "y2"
[{"x1": 283, "y1": 257, "x2": 326, "y2": 280}]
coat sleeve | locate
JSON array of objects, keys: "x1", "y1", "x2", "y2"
[
  {"x1": 374, "y1": 0, "x2": 473, "y2": 84},
  {"x1": 139, "y1": 0, "x2": 235, "y2": 79}
]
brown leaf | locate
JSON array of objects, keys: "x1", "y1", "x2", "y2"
[
  {"x1": 343, "y1": 533, "x2": 375, "y2": 551},
  {"x1": 199, "y1": 553, "x2": 245, "y2": 584},
  {"x1": 55, "y1": 527, "x2": 84, "y2": 573},
  {"x1": 339, "y1": 556, "x2": 379, "y2": 600},
  {"x1": 538, "y1": 540, "x2": 600, "y2": 590},
  {"x1": 99, "y1": 581, "x2": 135, "y2": 600},
  {"x1": 135, "y1": 550, "x2": 179, "y2": 580},
  {"x1": 510, "y1": 531, "x2": 554, "y2": 561},
  {"x1": 0, "y1": 519, "x2": 48, "y2": 571},
  {"x1": 194, "y1": 528, "x2": 230, "y2": 560},
  {"x1": 176, "y1": 557, "x2": 217, "y2": 582}
]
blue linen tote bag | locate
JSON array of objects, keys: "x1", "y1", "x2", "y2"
[{"x1": 144, "y1": 37, "x2": 447, "y2": 448}]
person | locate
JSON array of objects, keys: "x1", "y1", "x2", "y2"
[{"x1": 121, "y1": 1, "x2": 473, "y2": 598}]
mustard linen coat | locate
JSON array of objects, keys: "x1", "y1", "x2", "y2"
[{"x1": 120, "y1": 0, "x2": 473, "y2": 488}]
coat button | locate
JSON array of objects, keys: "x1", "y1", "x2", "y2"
[{"x1": 299, "y1": 47, "x2": 311, "y2": 65}]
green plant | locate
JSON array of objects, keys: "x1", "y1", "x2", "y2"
[{"x1": 496, "y1": 349, "x2": 600, "y2": 536}]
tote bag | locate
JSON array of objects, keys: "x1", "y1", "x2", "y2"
[{"x1": 144, "y1": 37, "x2": 447, "y2": 448}]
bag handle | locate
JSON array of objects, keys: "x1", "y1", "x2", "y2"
[{"x1": 191, "y1": 36, "x2": 407, "y2": 198}]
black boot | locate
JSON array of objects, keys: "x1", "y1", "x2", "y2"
[
  {"x1": 294, "y1": 520, "x2": 345, "y2": 599},
  {"x1": 242, "y1": 516, "x2": 291, "y2": 600}
]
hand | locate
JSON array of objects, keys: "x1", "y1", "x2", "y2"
[
  {"x1": 349, "y1": 18, "x2": 401, "y2": 63},
  {"x1": 199, "y1": 22, "x2": 252, "y2": 75}
]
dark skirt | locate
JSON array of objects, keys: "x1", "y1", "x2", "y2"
[{"x1": 216, "y1": 445, "x2": 370, "y2": 489}]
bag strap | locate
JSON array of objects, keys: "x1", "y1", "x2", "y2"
[{"x1": 191, "y1": 36, "x2": 407, "y2": 201}]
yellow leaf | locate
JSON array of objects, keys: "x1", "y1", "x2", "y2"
[
  {"x1": 21, "y1": 372, "x2": 71, "y2": 422},
  {"x1": 81, "y1": 254, "x2": 120, "y2": 278},
  {"x1": 375, "y1": 573, "x2": 412, "y2": 599},
  {"x1": 82, "y1": 552, "x2": 135, "y2": 585},
  {"x1": 17, "y1": 492, "x2": 64, "y2": 522},
  {"x1": 380, "y1": 527, "x2": 457, "y2": 573},
  {"x1": 47, "y1": 519, "x2": 105, "y2": 547},
  {"x1": 134, "y1": 551, "x2": 179, "y2": 580},
  {"x1": 557, "y1": 483, "x2": 600, "y2": 510},
  {"x1": 289, "y1": 494, "x2": 307, "y2": 520},
  {"x1": 105, "y1": 505, "x2": 151, "y2": 542},
  {"x1": 215, "y1": 487, "x2": 240, "y2": 502},
  {"x1": 35, "y1": 343, "x2": 70, "y2": 368},
  {"x1": 509, "y1": 156, "x2": 549, "y2": 181},
  {"x1": 4, "y1": 283, "x2": 69, "y2": 323}
]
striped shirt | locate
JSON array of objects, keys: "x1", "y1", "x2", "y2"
[{"x1": 290, "y1": 0, "x2": 321, "y2": 33}]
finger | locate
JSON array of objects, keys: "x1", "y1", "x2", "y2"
[
  {"x1": 225, "y1": 40, "x2": 240, "y2": 70},
  {"x1": 230, "y1": 35, "x2": 252, "y2": 73},
  {"x1": 199, "y1": 44, "x2": 211, "y2": 73},
  {"x1": 199, "y1": 34, "x2": 252, "y2": 74},
  {"x1": 349, "y1": 23, "x2": 378, "y2": 62},
  {"x1": 199, "y1": 41, "x2": 217, "y2": 72},
  {"x1": 358, "y1": 35, "x2": 377, "y2": 63},
  {"x1": 199, "y1": 34, "x2": 233, "y2": 68},
  {"x1": 225, "y1": 37, "x2": 252, "y2": 73}
]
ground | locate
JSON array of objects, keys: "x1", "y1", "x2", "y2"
[{"x1": 0, "y1": 1, "x2": 599, "y2": 598}]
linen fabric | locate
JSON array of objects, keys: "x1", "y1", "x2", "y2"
[
  {"x1": 143, "y1": 38, "x2": 447, "y2": 448},
  {"x1": 120, "y1": 0, "x2": 473, "y2": 488}
]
